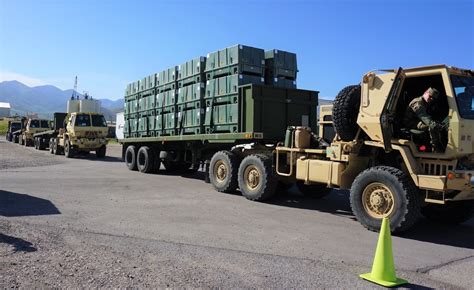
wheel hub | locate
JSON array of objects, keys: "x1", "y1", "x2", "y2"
[
  {"x1": 215, "y1": 161, "x2": 227, "y2": 182},
  {"x1": 245, "y1": 166, "x2": 260, "y2": 189},
  {"x1": 362, "y1": 183, "x2": 395, "y2": 218}
]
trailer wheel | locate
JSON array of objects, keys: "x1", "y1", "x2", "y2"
[
  {"x1": 421, "y1": 201, "x2": 474, "y2": 224},
  {"x1": 49, "y1": 138, "x2": 55, "y2": 154},
  {"x1": 333, "y1": 85, "x2": 361, "y2": 141},
  {"x1": 209, "y1": 151, "x2": 239, "y2": 193},
  {"x1": 137, "y1": 146, "x2": 154, "y2": 173},
  {"x1": 96, "y1": 145, "x2": 106, "y2": 158},
  {"x1": 238, "y1": 154, "x2": 277, "y2": 201},
  {"x1": 53, "y1": 138, "x2": 61, "y2": 155},
  {"x1": 64, "y1": 140, "x2": 75, "y2": 158},
  {"x1": 125, "y1": 145, "x2": 138, "y2": 171},
  {"x1": 350, "y1": 166, "x2": 421, "y2": 233},
  {"x1": 296, "y1": 181, "x2": 332, "y2": 199}
]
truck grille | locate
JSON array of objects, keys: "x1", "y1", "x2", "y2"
[{"x1": 420, "y1": 161, "x2": 454, "y2": 176}]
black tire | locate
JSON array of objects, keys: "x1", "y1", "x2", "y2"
[
  {"x1": 333, "y1": 85, "x2": 361, "y2": 141},
  {"x1": 64, "y1": 140, "x2": 75, "y2": 158},
  {"x1": 209, "y1": 151, "x2": 239, "y2": 193},
  {"x1": 238, "y1": 154, "x2": 277, "y2": 201},
  {"x1": 421, "y1": 201, "x2": 474, "y2": 224},
  {"x1": 53, "y1": 138, "x2": 61, "y2": 155},
  {"x1": 96, "y1": 145, "x2": 106, "y2": 158},
  {"x1": 125, "y1": 145, "x2": 138, "y2": 171},
  {"x1": 49, "y1": 138, "x2": 55, "y2": 154},
  {"x1": 34, "y1": 137, "x2": 38, "y2": 149},
  {"x1": 13, "y1": 135, "x2": 19, "y2": 143},
  {"x1": 296, "y1": 181, "x2": 332, "y2": 199},
  {"x1": 350, "y1": 166, "x2": 421, "y2": 233},
  {"x1": 137, "y1": 146, "x2": 154, "y2": 173}
]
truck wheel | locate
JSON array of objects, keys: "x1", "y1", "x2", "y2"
[
  {"x1": 421, "y1": 201, "x2": 474, "y2": 224},
  {"x1": 34, "y1": 137, "x2": 38, "y2": 149},
  {"x1": 137, "y1": 146, "x2": 154, "y2": 173},
  {"x1": 296, "y1": 181, "x2": 332, "y2": 199},
  {"x1": 350, "y1": 166, "x2": 421, "y2": 233},
  {"x1": 96, "y1": 145, "x2": 106, "y2": 158},
  {"x1": 64, "y1": 140, "x2": 75, "y2": 158},
  {"x1": 238, "y1": 154, "x2": 277, "y2": 201},
  {"x1": 53, "y1": 138, "x2": 61, "y2": 155},
  {"x1": 125, "y1": 145, "x2": 138, "y2": 171},
  {"x1": 209, "y1": 151, "x2": 239, "y2": 193},
  {"x1": 13, "y1": 135, "x2": 19, "y2": 143},
  {"x1": 333, "y1": 85, "x2": 361, "y2": 141},
  {"x1": 49, "y1": 138, "x2": 55, "y2": 154}
]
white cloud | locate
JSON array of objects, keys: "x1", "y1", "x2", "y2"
[{"x1": 0, "y1": 71, "x2": 46, "y2": 87}]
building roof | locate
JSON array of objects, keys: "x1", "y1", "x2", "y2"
[{"x1": 0, "y1": 102, "x2": 11, "y2": 109}]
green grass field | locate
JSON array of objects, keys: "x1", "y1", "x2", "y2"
[{"x1": 0, "y1": 119, "x2": 8, "y2": 135}]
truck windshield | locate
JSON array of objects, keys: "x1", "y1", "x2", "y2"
[
  {"x1": 75, "y1": 114, "x2": 91, "y2": 127},
  {"x1": 451, "y1": 75, "x2": 474, "y2": 120},
  {"x1": 30, "y1": 120, "x2": 39, "y2": 128},
  {"x1": 11, "y1": 123, "x2": 21, "y2": 130},
  {"x1": 91, "y1": 115, "x2": 107, "y2": 127},
  {"x1": 41, "y1": 120, "x2": 49, "y2": 128}
]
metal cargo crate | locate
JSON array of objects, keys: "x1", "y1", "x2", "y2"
[
  {"x1": 205, "y1": 74, "x2": 264, "y2": 105},
  {"x1": 125, "y1": 81, "x2": 140, "y2": 97},
  {"x1": 156, "y1": 90, "x2": 176, "y2": 108},
  {"x1": 177, "y1": 108, "x2": 203, "y2": 135},
  {"x1": 266, "y1": 77, "x2": 297, "y2": 89},
  {"x1": 265, "y1": 49, "x2": 298, "y2": 80},
  {"x1": 205, "y1": 45, "x2": 265, "y2": 79},
  {"x1": 237, "y1": 84, "x2": 317, "y2": 140},
  {"x1": 162, "y1": 112, "x2": 176, "y2": 135},
  {"x1": 177, "y1": 83, "x2": 205, "y2": 104},
  {"x1": 138, "y1": 116, "x2": 152, "y2": 137},
  {"x1": 157, "y1": 66, "x2": 177, "y2": 87},
  {"x1": 125, "y1": 99, "x2": 138, "y2": 115},
  {"x1": 177, "y1": 57, "x2": 206, "y2": 87},
  {"x1": 204, "y1": 103, "x2": 238, "y2": 133}
]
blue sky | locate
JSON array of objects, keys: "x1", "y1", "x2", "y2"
[{"x1": 0, "y1": 0, "x2": 472, "y2": 100}]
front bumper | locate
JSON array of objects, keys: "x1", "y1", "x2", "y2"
[
  {"x1": 71, "y1": 137, "x2": 107, "y2": 150},
  {"x1": 446, "y1": 171, "x2": 474, "y2": 201}
]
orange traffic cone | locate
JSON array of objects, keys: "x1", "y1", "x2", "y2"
[{"x1": 360, "y1": 218, "x2": 408, "y2": 287}]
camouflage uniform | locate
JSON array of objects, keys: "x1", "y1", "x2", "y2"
[{"x1": 403, "y1": 93, "x2": 444, "y2": 152}]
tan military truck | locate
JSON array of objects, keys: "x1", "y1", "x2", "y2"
[
  {"x1": 273, "y1": 65, "x2": 474, "y2": 232},
  {"x1": 19, "y1": 118, "x2": 51, "y2": 146},
  {"x1": 34, "y1": 112, "x2": 108, "y2": 158}
]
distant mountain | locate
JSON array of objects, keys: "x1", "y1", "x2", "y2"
[{"x1": 0, "y1": 81, "x2": 124, "y2": 121}]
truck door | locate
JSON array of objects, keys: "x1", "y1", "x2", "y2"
[{"x1": 380, "y1": 67, "x2": 405, "y2": 152}]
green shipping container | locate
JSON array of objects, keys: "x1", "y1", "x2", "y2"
[
  {"x1": 157, "y1": 67, "x2": 177, "y2": 86},
  {"x1": 268, "y1": 78, "x2": 297, "y2": 89},
  {"x1": 177, "y1": 108, "x2": 203, "y2": 134},
  {"x1": 177, "y1": 57, "x2": 206, "y2": 81},
  {"x1": 205, "y1": 45, "x2": 265, "y2": 77},
  {"x1": 205, "y1": 74, "x2": 264, "y2": 104},
  {"x1": 264, "y1": 49, "x2": 298, "y2": 80},
  {"x1": 177, "y1": 83, "x2": 205, "y2": 104},
  {"x1": 156, "y1": 90, "x2": 176, "y2": 108}
]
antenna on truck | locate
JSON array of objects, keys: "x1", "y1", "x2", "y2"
[{"x1": 71, "y1": 76, "x2": 78, "y2": 100}]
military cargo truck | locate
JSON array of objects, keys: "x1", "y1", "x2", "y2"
[
  {"x1": 19, "y1": 118, "x2": 50, "y2": 146},
  {"x1": 5, "y1": 119, "x2": 22, "y2": 142},
  {"x1": 119, "y1": 46, "x2": 473, "y2": 233},
  {"x1": 33, "y1": 112, "x2": 108, "y2": 158}
]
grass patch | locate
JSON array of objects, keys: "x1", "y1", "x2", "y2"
[
  {"x1": 0, "y1": 119, "x2": 8, "y2": 135},
  {"x1": 107, "y1": 138, "x2": 118, "y2": 145}
]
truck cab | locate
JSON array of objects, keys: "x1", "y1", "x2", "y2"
[
  {"x1": 6, "y1": 120, "x2": 22, "y2": 142},
  {"x1": 21, "y1": 118, "x2": 50, "y2": 146},
  {"x1": 56, "y1": 112, "x2": 108, "y2": 158}
]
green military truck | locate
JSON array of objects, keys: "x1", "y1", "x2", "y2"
[
  {"x1": 119, "y1": 45, "x2": 473, "y2": 233},
  {"x1": 33, "y1": 112, "x2": 108, "y2": 158},
  {"x1": 5, "y1": 119, "x2": 22, "y2": 142}
]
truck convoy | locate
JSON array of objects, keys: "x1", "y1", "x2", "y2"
[
  {"x1": 32, "y1": 112, "x2": 108, "y2": 158},
  {"x1": 118, "y1": 44, "x2": 474, "y2": 233}
]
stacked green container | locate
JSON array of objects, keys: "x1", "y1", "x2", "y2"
[
  {"x1": 203, "y1": 74, "x2": 263, "y2": 133},
  {"x1": 176, "y1": 83, "x2": 205, "y2": 134},
  {"x1": 177, "y1": 57, "x2": 206, "y2": 88},
  {"x1": 264, "y1": 49, "x2": 297, "y2": 89},
  {"x1": 205, "y1": 45, "x2": 265, "y2": 80},
  {"x1": 157, "y1": 66, "x2": 177, "y2": 92}
]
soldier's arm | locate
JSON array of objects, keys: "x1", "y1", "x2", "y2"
[{"x1": 414, "y1": 104, "x2": 438, "y2": 129}]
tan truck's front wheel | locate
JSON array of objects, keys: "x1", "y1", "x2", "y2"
[{"x1": 350, "y1": 166, "x2": 421, "y2": 233}]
